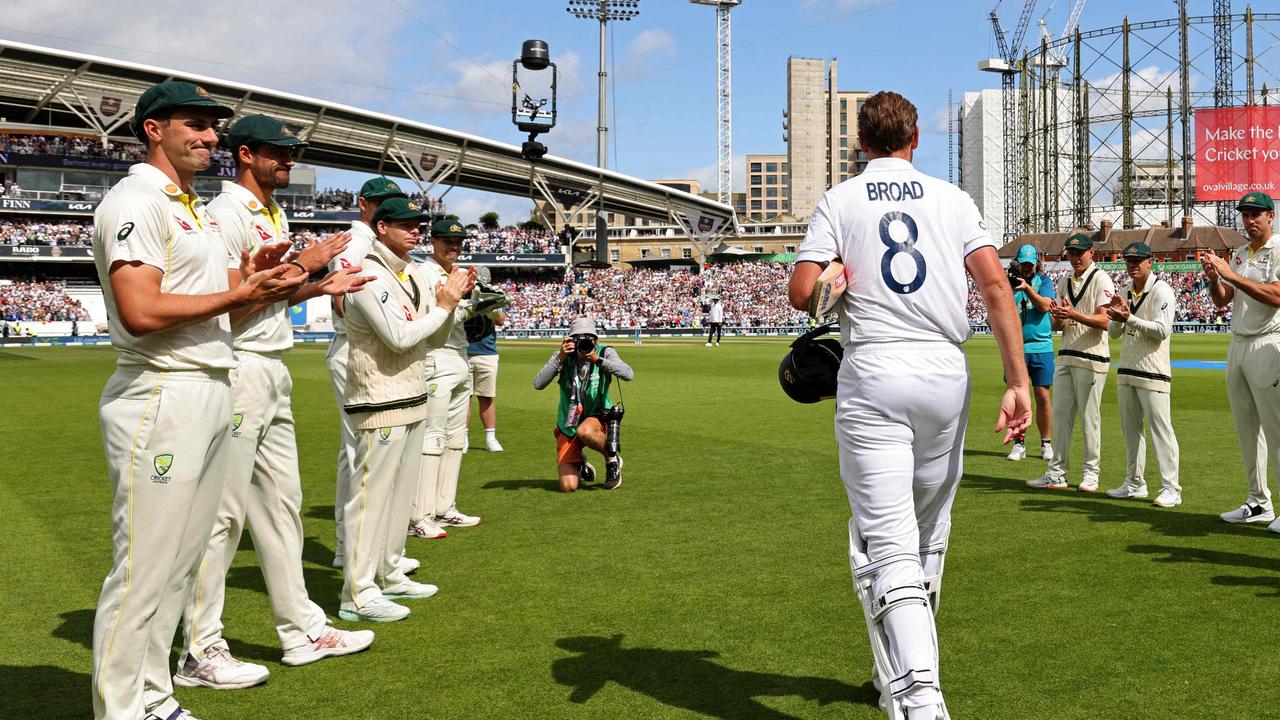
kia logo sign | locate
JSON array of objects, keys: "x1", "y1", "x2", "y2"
[{"x1": 68, "y1": 203, "x2": 93, "y2": 210}]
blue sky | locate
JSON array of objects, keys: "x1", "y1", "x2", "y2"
[{"x1": 1, "y1": 0, "x2": 1195, "y2": 223}]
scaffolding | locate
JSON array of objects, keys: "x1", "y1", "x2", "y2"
[{"x1": 1013, "y1": 5, "x2": 1280, "y2": 234}]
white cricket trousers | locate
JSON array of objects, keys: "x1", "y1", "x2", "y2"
[
  {"x1": 416, "y1": 352, "x2": 471, "y2": 522},
  {"x1": 836, "y1": 342, "x2": 971, "y2": 710},
  {"x1": 1117, "y1": 384, "x2": 1180, "y2": 493},
  {"x1": 182, "y1": 351, "x2": 327, "y2": 658},
  {"x1": 1046, "y1": 364, "x2": 1107, "y2": 482},
  {"x1": 92, "y1": 368, "x2": 231, "y2": 720},
  {"x1": 326, "y1": 335, "x2": 356, "y2": 558},
  {"x1": 342, "y1": 420, "x2": 424, "y2": 609},
  {"x1": 1226, "y1": 335, "x2": 1280, "y2": 508}
]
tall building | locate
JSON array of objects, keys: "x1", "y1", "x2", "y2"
[
  {"x1": 959, "y1": 89, "x2": 1007, "y2": 242},
  {"x1": 783, "y1": 57, "x2": 870, "y2": 219},
  {"x1": 744, "y1": 153, "x2": 787, "y2": 221}
]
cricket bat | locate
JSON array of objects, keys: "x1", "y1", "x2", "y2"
[{"x1": 808, "y1": 260, "x2": 848, "y2": 319}]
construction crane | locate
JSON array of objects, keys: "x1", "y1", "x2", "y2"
[
  {"x1": 980, "y1": 0, "x2": 1037, "y2": 242},
  {"x1": 1036, "y1": 0, "x2": 1086, "y2": 70},
  {"x1": 690, "y1": 0, "x2": 742, "y2": 208}
]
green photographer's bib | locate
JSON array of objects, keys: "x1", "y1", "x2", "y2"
[{"x1": 556, "y1": 344, "x2": 615, "y2": 437}]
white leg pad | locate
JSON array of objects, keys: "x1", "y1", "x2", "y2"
[
  {"x1": 919, "y1": 540, "x2": 947, "y2": 615},
  {"x1": 852, "y1": 550, "x2": 943, "y2": 717}
]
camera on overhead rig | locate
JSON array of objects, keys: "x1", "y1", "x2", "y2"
[{"x1": 512, "y1": 40, "x2": 557, "y2": 162}]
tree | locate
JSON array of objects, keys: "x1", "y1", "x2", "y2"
[{"x1": 480, "y1": 211, "x2": 500, "y2": 229}]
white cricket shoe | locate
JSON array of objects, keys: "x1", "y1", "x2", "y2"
[
  {"x1": 1221, "y1": 503, "x2": 1275, "y2": 524},
  {"x1": 398, "y1": 556, "x2": 420, "y2": 575},
  {"x1": 1218, "y1": 499, "x2": 1269, "y2": 520},
  {"x1": 281, "y1": 626, "x2": 374, "y2": 666},
  {"x1": 1026, "y1": 473, "x2": 1068, "y2": 489},
  {"x1": 1078, "y1": 475, "x2": 1100, "y2": 493},
  {"x1": 1041, "y1": 442, "x2": 1054, "y2": 461},
  {"x1": 1106, "y1": 480, "x2": 1148, "y2": 499},
  {"x1": 705, "y1": 342, "x2": 712, "y2": 346},
  {"x1": 486, "y1": 436, "x2": 504, "y2": 452},
  {"x1": 714, "y1": 342, "x2": 720, "y2": 346},
  {"x1": 382, "y1": 579, "x2": 439, "y2": 600},
  {"x1": 437, "y1": 508, "x2": 481, "y2": 527},
  {"x1": 145, "y1": 709, "x2": 202, "y2": 720},
  {"x1": 332, "y1": 554, "x2": 344, "y2": 569},
  {"x1": 338, "y1": 597, "x2": 410, "y2": 623},
  {"x1": 408, "y1": 517, "x2": 448, "y2": 539},
  {"x1": 173, "y1": 643, "x2": 269, "y2": 690},
  {"x1": 1267, "y1": 517, "x2": 1280, "y2": 534},
  {"x1": 1006, "y1": 442, "x2": 1026, "y2": 461},
  {"x1": 1152, "y1": 489, "x2": 1183, "y2": 508}
]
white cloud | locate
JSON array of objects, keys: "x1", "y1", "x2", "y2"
[
  {"x1": 444, "y1": 190, "x2": 540, "y2": 226},
  {"x1": 2, "y1": 0, "x2": 407, "y2": 107},
  {"x1": 673, "y1": 153, "x2": 748, "y2": 194},
  {"x1": 621, "y1": 29, "x2": 677, "y2": 71}
]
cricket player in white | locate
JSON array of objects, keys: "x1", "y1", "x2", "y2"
[
  {"x1": 1027, "y1": 232, "x2": 1115, "y2": 491},
  {"x1": 788, "y1": 92, "x2": 1030, "y2": 720},
  {"x1": 177, "y1": 115, "x2": 374, "y2": 690},
  {"x1": 1203, "y1": 192, "x2": 1280, "y2": 528},
  {"x1": 411, "y1": 219, "x2": 482, "y2": 538},
  {"x1": 1103, "y1": 242, "x2": 1181, "y2": 507},
  {"x1": 325, "y1": 177, "x2": 408, "y2": 569},
  {"x1": 339, "y1": 197, "x2": 475, "y2": 622},
  {"x1": 91, "y1": 82, "x2": 307, "y2": 720}
]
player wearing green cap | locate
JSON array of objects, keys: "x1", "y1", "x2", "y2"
[
  {"x1": 326, "y1": 177, "x2": 408, "y2": 569},
  {"x1": 1007, "y1": 244, "x2": 1056, "y2": 463},
  {"x1": 91, "y1": 82, "x2": 308, "y2": 720},
  {"x1": 411, "y1": 219, "x2": 483, "y2": 537},
  {"x1": 176, "y1": 115, "x2": 374, "y2": 690},
  {"x1": 338, "y1": 198, "x2": 475, "y2": 622},
  {"x1": 1203, "y1": 192, "x2": 1280, "y2": 527},
  {"x1": 1104, "y1": 242, "x2": 1181, "y2": 507},
  {"x1": 1028, "y1": 231, "x2": 1115, "y2": 492}
]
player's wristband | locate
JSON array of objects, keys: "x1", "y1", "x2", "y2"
[{"x1": 288, "y1": 260, "x2": 309, "y2": 275}]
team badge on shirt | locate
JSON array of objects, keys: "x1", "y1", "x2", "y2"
[
  {"x1": 174, "y1": 216, "x2": 192, "y2": 232},
  {"x1": 254, "y1": 225, "x2": 272, "y2": 242}
]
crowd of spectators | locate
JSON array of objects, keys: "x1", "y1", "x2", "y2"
[
  {"x1": 965, "y1": 268, "x2": 1232, "y2": 328},
  {"x1": 0, "y1": 280, "x2": 87, "y2": 322},
  {"x1": 464, "y1": 227, "x2": 560, "y2": 254},
  {"x1": 1, "y1": 134, "x2": 147, "y2": 164},
  {"x1": 0, "y1": 219, "x2": 93, "y2": 247},
  {"x1": 496, "y1": 262, "x2": 809, "y2": 330},
  {"x1": 304, "y1": 189, "x2": 444, "y2": 214}
]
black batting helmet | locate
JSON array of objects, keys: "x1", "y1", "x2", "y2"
[{"x1": 779, "y1": 324, "x2": 843, "y2": 404}]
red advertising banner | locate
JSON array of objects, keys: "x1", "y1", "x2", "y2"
[{"x1": 1195, "y1": 106, "x2": 1280, "y2": 201}]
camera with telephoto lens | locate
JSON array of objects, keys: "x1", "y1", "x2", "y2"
[
  {"x1": 1008, "y1": 264, "x2": 1025, "y2": 288},
  {"x1": 574, "y1": 335, "x2": 596, "y2": 354},
  {"x1": 601, "y1": 404, "x2": 624, "y2": 456}
]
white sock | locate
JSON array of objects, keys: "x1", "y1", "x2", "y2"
[{"x1": 485, "y1": 428, "x2": 496, "y2": 439}]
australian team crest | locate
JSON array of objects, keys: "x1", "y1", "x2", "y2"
[
  {"x1": 378, "y1": 427, "x2": 392, "y2": 444},
  {"x1": 152, "y1": 453, "x2": 174, "y2": 483},
  {"x1": 232, "y1": 413, "x2": 244, "y2": 437}
]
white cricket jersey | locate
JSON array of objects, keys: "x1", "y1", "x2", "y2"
[
  {"x1": 710, "y1": 302, "x2": 724, "y2": 323},
  {"x1": 330, "y1": 220, "x2": 376, "y2": 336},
  {"x1": 1055, "y1": 264, "x2": 1115, "y2": 372},
  {"x1": 93, "y1": 163, "x2": 234, "y2": 370},
  {"x1": 1229, "y1": 235, "x2": 1280, "y2": 337},
  {"x1": 420, "y1": 256, "x2": 468, "y2": 354},
  {"x1": 797, "y1": 157, "x2": 994, "y2": 346},
  {"x1": 1111, "y1": 273, "x2": 1175, "y2": 392},
  {"x1": 208, "y1": 181, "x2": 293, "y2": 354}
]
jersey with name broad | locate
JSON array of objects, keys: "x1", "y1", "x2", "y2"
[
  {"x1": 797, "y1": 157, "x2": 994, "y2": 345},
  {"x1": 1229, "y1": 235, "x2": 1280, "y2": 337},
  {"x1": 92, "y1": 163, "x2": 233, "y2": 370},
  {"x1": 208, "y1": 181, "x2": 293, "y2": 354}
]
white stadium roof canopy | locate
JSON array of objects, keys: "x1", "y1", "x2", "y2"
[{"x1": 0, "y1": 39, "x2": 735, "y2": 239}]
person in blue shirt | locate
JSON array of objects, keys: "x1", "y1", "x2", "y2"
[{"x1": 1008, "y1": 244, "x2": 1056, "y2": 462}]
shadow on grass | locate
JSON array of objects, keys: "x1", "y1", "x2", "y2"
[
  {"x1": 1130, "y1": 544, "x2": 1280, "y2": 596},
  {"x1": 963, "y1": 448, "x2": 1017, "y2": 459},
  {"x1": 0, "y1": 664, "x2": 89, "y2": 717},
  {"x1": 482, "y1": 478, "x2": 567, "y2": 492},
  {"x1": 551, "y1": 634, "x2": 873, "y2": 720},
  {"x1": 304, "y1": 505, "x2": 335, "y2": 521},
  {"x1": 53, "y1": 608, "x2": 94, "y2": 650}
]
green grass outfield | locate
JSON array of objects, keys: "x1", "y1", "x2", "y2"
[{"x1": 0, "y1": 333, "x2": 1269, "y2": 720}]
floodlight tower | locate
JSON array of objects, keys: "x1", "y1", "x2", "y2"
[
  {"x1": 690, "y1": 0, "x2": 742, "y2": 207},
  {"x1": 567, "y1": 0, "x2": 641, "y2": 169}
]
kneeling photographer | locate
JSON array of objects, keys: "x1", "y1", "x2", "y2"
[{"x1": 533, "y1": 317, "x2": 633, "y2": 492}]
